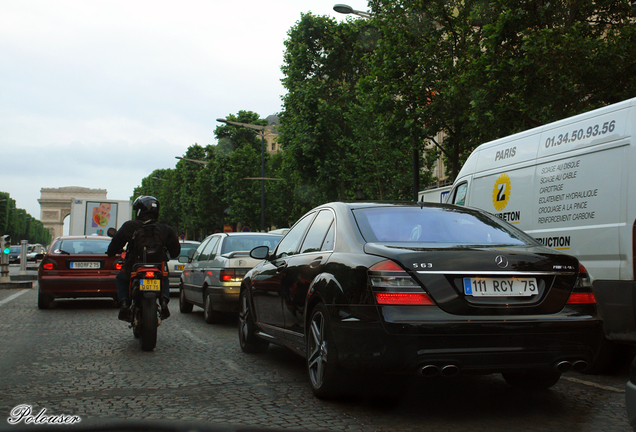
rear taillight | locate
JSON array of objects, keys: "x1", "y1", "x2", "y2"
[
  {"x1": 220, "y1": 269, "x2": 243, "y2": 282},
  {"x1": 375, "y1": 292, "x2": 434, "y2": 305},
  {"x1": 41, "y1": 258, "x2": 58, "y2": 271},
  {"x1": 567, "y1": 264, "x2": 596, "y2": 304},
  {"x1": 368, "y1": 260, "x2": 434, "y2": 306},
  {"x1": 112, "y1": 259, "x2": 123, "y2": 271}
]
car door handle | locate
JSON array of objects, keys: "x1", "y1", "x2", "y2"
[
  {"x1": 274, "y1": 261, "x2": 287, "y2": 272},
  {"x1": 309, "y1": 258, "x2": 322, "y2": 268}
]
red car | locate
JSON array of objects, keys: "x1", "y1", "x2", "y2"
[{"x1": 37, "y1": 235, "x2": 124, "y2": 309}]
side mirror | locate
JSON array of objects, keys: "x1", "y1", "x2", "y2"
[
  {"x1": 107, "y1": 227, "x2": 117, "y2": 238},
  {"x1": 250, "y1": 245, "x2": 270, "y2": 260},
  {"x1": 178, "y1": 255, "x2": 190, "y2": 263}
]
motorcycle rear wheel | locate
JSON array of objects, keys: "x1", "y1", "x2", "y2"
[{"x1": 139, "y1": 296, "x2": 158, "y2": 351}]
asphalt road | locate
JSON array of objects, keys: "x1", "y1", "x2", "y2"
[{"x1": 0, "y1": 282, "x2": 632, "y2": 432}]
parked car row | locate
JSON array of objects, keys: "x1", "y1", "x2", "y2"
[
  {"x1": 8, "y1": 243, "x2": 47, "y2": 263},
  {"x1": 33, "y1": 201, "x2": 607, "y2": 402}
]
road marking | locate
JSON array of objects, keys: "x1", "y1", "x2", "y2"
[
  {"x1": 179, "y1": 327, "x2": 207, "y2": 344},
  {"x1": 0, "y1": 290, "x2": 29, "y2": 307},
  {"x1": 562, "y1": 376, "x2": 625, "y2": 393}
]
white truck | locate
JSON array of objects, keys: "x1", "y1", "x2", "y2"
[
  {"x1": 68, "y1": 199, "x2": 132, "y2": 237},
  {"x1": 446, "y1": 97, "x2": 636, "y2": 347},
  {"x1": 418, "y1": 185, "x2": 452, "y2": 203}
]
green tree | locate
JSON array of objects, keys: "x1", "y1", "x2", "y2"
[
  {"x1": 365, "y1": 0, "x2": 636, "y2": 179},
  {"x1": 214, "y1": 111, "x2": 270, "y2": 231}
]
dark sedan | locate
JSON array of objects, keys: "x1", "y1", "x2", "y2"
[
  {"x1": 37, "y1": 235, "x2": 124, "y2": 309},
  {"x1": 239, "y1": 202, "x2": 604, "y2": 398}
]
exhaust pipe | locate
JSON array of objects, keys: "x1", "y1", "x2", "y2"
[
  {"x1": 441, "y1": 364, "x2": 460, "y2": 377},
  {"x1": 419, "y1": 364, "x2": 440, "y2": 377},
  {"x1": 572, "y1": 360, "x2": 588, "y2": 372},
  {"x1": 556, "y1": 361, "x2": 573, "y2": 372}
]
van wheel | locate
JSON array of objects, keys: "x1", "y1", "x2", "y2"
[{"x1": 583, "y1": 337, "x2": 628, "y2": 375}]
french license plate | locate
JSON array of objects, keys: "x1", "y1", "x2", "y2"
[
  {"x1": 175, "y1": 264, "x2": 184, "y2": 271},
  {"x1": 463, "y1": 277, "x2": 538, "y2": 297},
  {"x1": 70, "y1": 262, "x2": 100, "y2": 269},
  {"x1": 140, "y1": 279, "x2": 161, "y2": 291}
]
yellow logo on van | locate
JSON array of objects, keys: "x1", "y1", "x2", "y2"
[{"x1": 492, "y1": 174, "x2": 511, "y2": 211}]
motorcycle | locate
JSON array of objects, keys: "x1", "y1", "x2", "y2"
[{"x1": 129, "y1": 261, "x2": 165, "y2": 351}]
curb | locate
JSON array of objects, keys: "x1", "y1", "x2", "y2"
[{"x1": 0, "y1": 281, "x2": 33, "y2": 289}]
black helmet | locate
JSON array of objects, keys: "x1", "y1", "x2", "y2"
[{"x1": 133, "y1": 196, "x2": 159, "y2": 220}]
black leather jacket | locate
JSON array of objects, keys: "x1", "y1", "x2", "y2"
[{"x1": 107, "y1": 218, "x2": 180, "y2": 273}]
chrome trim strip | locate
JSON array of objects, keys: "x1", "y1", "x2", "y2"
[
  {"x1": 416, "y1": 270, "x2": 575, "y2": 276},
  {"x1": 257, "y1": 322, "x2": 304, "y2": 338}
]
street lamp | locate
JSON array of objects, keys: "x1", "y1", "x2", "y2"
[
  {"x1": 333, "y1": 4, "x2": 372, "y2": 18},
  {"x1": 175, "y1": 156, "x2": 208, "y2": 166},
  {"x1": 216, "y1": 118, "x2": 278, "y2": 232}
]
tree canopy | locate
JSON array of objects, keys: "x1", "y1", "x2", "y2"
[{"x1": 131, "y1": 1, "x2": 636, "y2": 237}]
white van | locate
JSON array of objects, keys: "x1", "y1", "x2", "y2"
[
  {"x1": 447, "y1": 97, "x2": 636, "y2": 345},
  {"x1": 418, "y1": 185, "x2": 452, "y2": 203}
]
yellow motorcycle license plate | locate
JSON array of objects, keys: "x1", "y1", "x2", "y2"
[{"x1": 140, "y1": 279, "x2": 161, "y2": 291}]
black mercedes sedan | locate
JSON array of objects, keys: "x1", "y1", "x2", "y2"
[{"x1": 239, "y1": 202, "x2": 603, "y2": 399}]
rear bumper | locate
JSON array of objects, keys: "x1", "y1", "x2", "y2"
[
  {"x1": 207, "y1": 284, "x2": 240, "y2": 312},
  {"x1": 330, "y1": 304, "x2": 604, "y2": 375},
  {"x1": 168, "y1": 273, "x2": 181, "y2": 290},
  {"x1": 38, "y1": 276, "x2": 117, "y2": 298}
]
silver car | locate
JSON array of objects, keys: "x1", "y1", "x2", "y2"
[
  {"x1": 167, "y1": 240, "x2": 201, "y2": 295},
  {"x1": 179, "y1": 232, "x2": 282, "y2": 323}
]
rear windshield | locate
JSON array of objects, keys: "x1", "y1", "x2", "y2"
[
  {"x1": 353, "y1": 206, "x2": 534, "y2": 246},
  {"x1": 221, "y1": 235, "x2": 282, "y2": 255},
  {"x1": 168, "y1": 243, "x2": 200, "y2": 259},
  {"x1": 51, "y1": 238, "x2": 111, "y2": 255}
]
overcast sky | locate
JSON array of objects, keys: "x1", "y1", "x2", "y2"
[{"x1": 1, "y1": 0, "x2": 356, "y2": 225}]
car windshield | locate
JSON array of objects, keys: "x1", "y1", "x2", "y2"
[
  {"x1": 10, "y1": 246, "x2": 21, "y2": 252},
  {"x1": 221, "y1": 235, "x2": 282, "y2": 254},
  {"x1": 52, "y1": 238, "x2": 111, "y2": 255},
  {"x1": 353, "y1": 206, "x2": 535, "y2": 246}
]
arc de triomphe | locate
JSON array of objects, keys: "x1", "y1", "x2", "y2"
[{"x1": 38, "y1": 187, "x2": 108, "y2": 239}]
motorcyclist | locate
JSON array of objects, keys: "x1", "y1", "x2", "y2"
[{"x1": 107, "y1": 196, "x2": 180, "y2": 322}]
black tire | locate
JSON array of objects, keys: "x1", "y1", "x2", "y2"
[
  {"x1": 139, "y1": 296, "x2": 158, "y2": 352},
  {"x1": 179, "y1": 284, "x2": 193, "y2": 314},
  {"x1": 37, "y1": 291, "x2": 52, "y2": 309},
  {"x1": 306, "y1": 302, "x2": 346, "y2": 399},
  {"x1": 204, "y1": 290, "x2": 222, "y2": 324},
  {"x1": 583, "y1": 337, "x2": 628, "y2": 375},
  {"x1": 238, "y1": 289, "x2": 269, "y2": 354},
  {"x1": 502, "y1": 369, "x2": 561, "y2": 390},
  {"x1": 132, "y1": 305, "x2": 140, "y2": 339}
]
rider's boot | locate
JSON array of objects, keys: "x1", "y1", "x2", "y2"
[
  {"x1": 118, "y1": 300, "x2": 132, "y2": 322},
  {"x1": 160, "y1": 297, "x2": 170, "y2": 320}
]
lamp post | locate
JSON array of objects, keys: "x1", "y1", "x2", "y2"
[
  {"x1": 175, "y1": 156, "x2": 208, "y2": 166},
  {"x1": 216, "y1": 118, "x2": 277, "y2": 232},
  {"x1": 333, "y1": 4, "x2": 372, "y2": 18}
]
